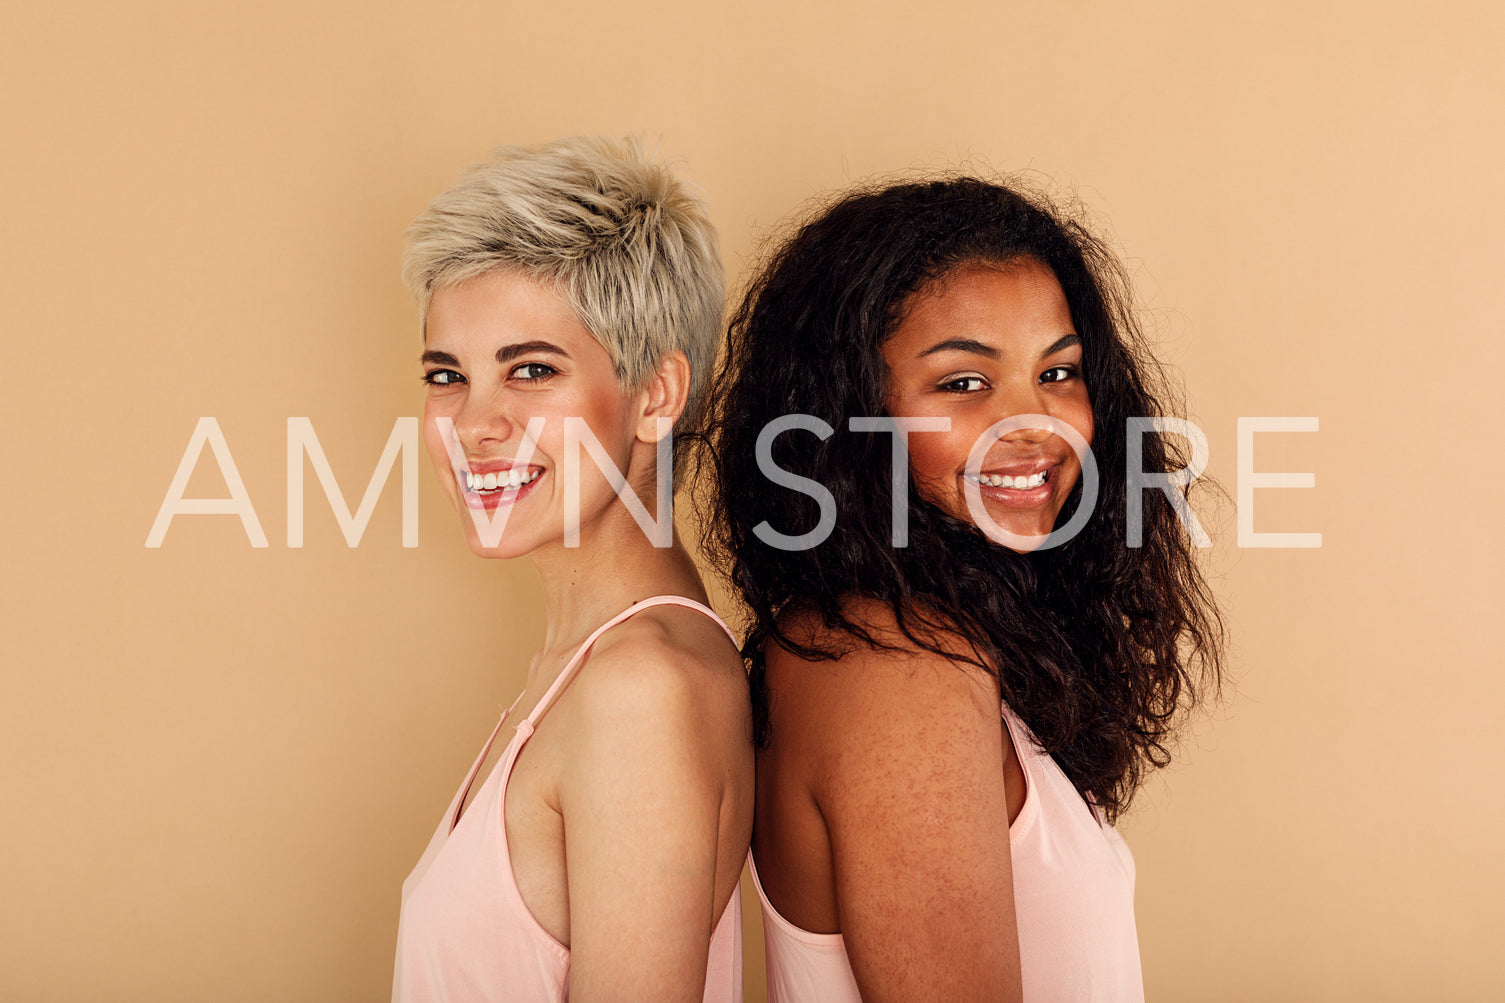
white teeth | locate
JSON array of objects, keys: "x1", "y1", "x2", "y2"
[
  {"x1": 976, "y1": 471, "x2": 1048, "y2": 489},
  {"x1": 464, "y1": 468, "x2": 540, "y2": 491}
]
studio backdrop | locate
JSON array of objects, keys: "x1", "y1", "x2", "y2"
[{"x1": 2, "y1": 1, "x2": 1500, "y2": 999}]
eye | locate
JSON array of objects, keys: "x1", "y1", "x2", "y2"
[
  {"x1": 422, "y1": 369, "x2": 465, "y2": 386},
  {"x1": 510, "y1": 362, "x2": 558, "y2": 382},
  {"x1": 1039, "y1": 365, "x2": 1077, "y2": 384},
  {"x1": 939, "y1": 375, "x2": 988, "y2": 393}
]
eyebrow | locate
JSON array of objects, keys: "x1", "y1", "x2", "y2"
[
  {"x1": 1041, "y1": 333, "x2": 1081, "y2": 357},
  {"x1": 418, "y1": 340, "x2": 571, "y2": 368},
  {"x1": 916, "y1": 333, "x2": 1080, "y2": 360},
  {"x1": 496, "y1": 340, "x2": 570, "y2": 364},
  {"x1": 918, "y1": 338, "x2": 998, "y2": 359}
]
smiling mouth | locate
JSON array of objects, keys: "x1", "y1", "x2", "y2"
[
  {"x1": 965, "y1": 467, "x2": 1053, "y2": 490},
  {"x1": 460, "y1": 467, "x2": 543, "y2": 493}
]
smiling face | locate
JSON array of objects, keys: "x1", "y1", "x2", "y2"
[
  {"x1": 420, "y1": 268, "x2": 645, "y2": 559},
  {"x1": 881, "y1": 258, "x2": 1094, "y2": 549}
]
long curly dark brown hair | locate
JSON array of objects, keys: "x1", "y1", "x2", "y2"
[{"x1": 696, "y1": 175, "x2": 1224, "y2": 820}]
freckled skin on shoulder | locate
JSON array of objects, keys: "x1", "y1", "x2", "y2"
[
  {"x1": 754, "y1": 598, "x2": 1026, "y2": 1003},
  {"x1": 544, "y1": 606, "x2": 754, "y2": 1002}
]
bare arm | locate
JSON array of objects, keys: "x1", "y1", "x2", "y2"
[
  {"x1": 798, "y1": 635, "x2": 1023, "y2": 1002},
  {"x1": 556, "y1": 638, "x2": 741, "y2": 1001}
]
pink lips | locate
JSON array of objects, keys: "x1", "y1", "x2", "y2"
[{"x1": 464, "y1": 458, "x2": 544, "y2": 476}]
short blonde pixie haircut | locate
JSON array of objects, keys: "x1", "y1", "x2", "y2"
[{"x1": 402, "y1": 136, "x2": 725, "y2": 440}]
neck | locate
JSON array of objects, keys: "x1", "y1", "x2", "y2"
[{"x1": 526, "y1": 496, "x2": 707, "y2": 661}]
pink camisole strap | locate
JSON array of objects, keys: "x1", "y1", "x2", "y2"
[
  {"x1": 393, "y1": 596, "x2": 744, "y2": 1003},
  {"x1": 524, "y1": 595, "x2": 738, "y2": 729}
]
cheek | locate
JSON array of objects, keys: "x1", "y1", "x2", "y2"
[
  {"x1": 1052, "y1": 403, "x2": 1095, "y2": 494},
  {"x1": 568, "y1": 389, "x2": 637, "y2": 453},
  {"x1": 549, "y1": 392, "x2": 640, "y2": 503},
  {"x1": 419, "y1": 400, "x2": 451, "y2": 468},
  {"x1": 1068, "y1": 402, "x2": 1095, "y2": 466},
  {"x1": 906, "y1": 431, "x2": 967, "y2": 491},
  {"x1": 1075, "y1": 399, "x2": 1095, "y2": 445},
  {"x1": 574, "y1": 398, "x2": 626, "y2": 438},
  {"x1": 419, "y1": 401, "x2": 441, "y2": 459}
]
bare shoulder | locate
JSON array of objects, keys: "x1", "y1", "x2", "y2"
[
  {"x1": 585, "y1": 602, "x2": 744, "y2": 696},
  {"x1": 769, "y1": 596, "x2": 999, "y2": 721},
  {"x1": 766, "y1": 597, "x2": 1003, "y2": 785},
  {"x1": 560, "y1": 603, "x2": 750, "y2": 755}
]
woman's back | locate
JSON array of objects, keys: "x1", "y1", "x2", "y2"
[
  {"x1": 394, "y1": 596, "x2": 752, "y2": 1003},
  {"x1": 749, "y1": 603, "x2": 1141, "y2": 1001}
]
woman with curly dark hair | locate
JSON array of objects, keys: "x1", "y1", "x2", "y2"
[{"x1": 702, "y1": 176, "x2": 1223, "y2": 1002}]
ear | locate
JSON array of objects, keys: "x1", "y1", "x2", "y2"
[{"x1": 634, "y1": 349, "x2": 690, "y2": 444}]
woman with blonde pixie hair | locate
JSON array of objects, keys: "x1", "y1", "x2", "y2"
[{"x1": 392, "y1": 137, "x2": 752, "y2": 1003}]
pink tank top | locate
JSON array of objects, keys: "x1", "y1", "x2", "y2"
[
  {"x1": 749, "y1": 702, "x2": 1143, "y2": 1002},
  {"x1": 392, "y1": 596, "x2": 744, "y2": 1003}
]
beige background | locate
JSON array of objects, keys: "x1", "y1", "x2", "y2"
[{"x1": 2, "y1": 0, "x2": 1501, "y2": 999}]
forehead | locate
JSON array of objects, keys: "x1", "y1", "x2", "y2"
[
  {"x1": 886, "y1": 259, "x2": 1075, "y2": 356},
  {"x1": 424, "y1": 269, "x2": 597, "y2": 352}
]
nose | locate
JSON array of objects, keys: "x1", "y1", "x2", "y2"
[
  {"x1": 995, "y1": 381, "x2": 1056, "y2": 445},
  {"x1": 452, "y1": 389, "x2": 513, "y2": 450},
  {"x1": 999, "y1": 422, "x2": 1053, "y2": 447}
]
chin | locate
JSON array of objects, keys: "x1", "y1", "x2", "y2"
[
  {"x1": 982, "y1": 508, "x2": 1059, "y2": 540},
  {"x1": 467, "y1": 540, "x2": 528, "y2": 560},
  {"x1": 454, "y1": 515, "x2": 549, "y2": 560},
  {"x1": 994, "y1": 533, "x2": 1042, "y2": 555},
  {"x1": 967, "y1": 507, "x2": 1065, "y2": 554}
]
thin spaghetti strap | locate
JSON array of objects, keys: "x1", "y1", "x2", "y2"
[
  {"x1": 448, "y1": 688, "x2": 532, "y2": 832},
  {"x1": 525, "y1": 595, "x2": 737, "y2": 727}
]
